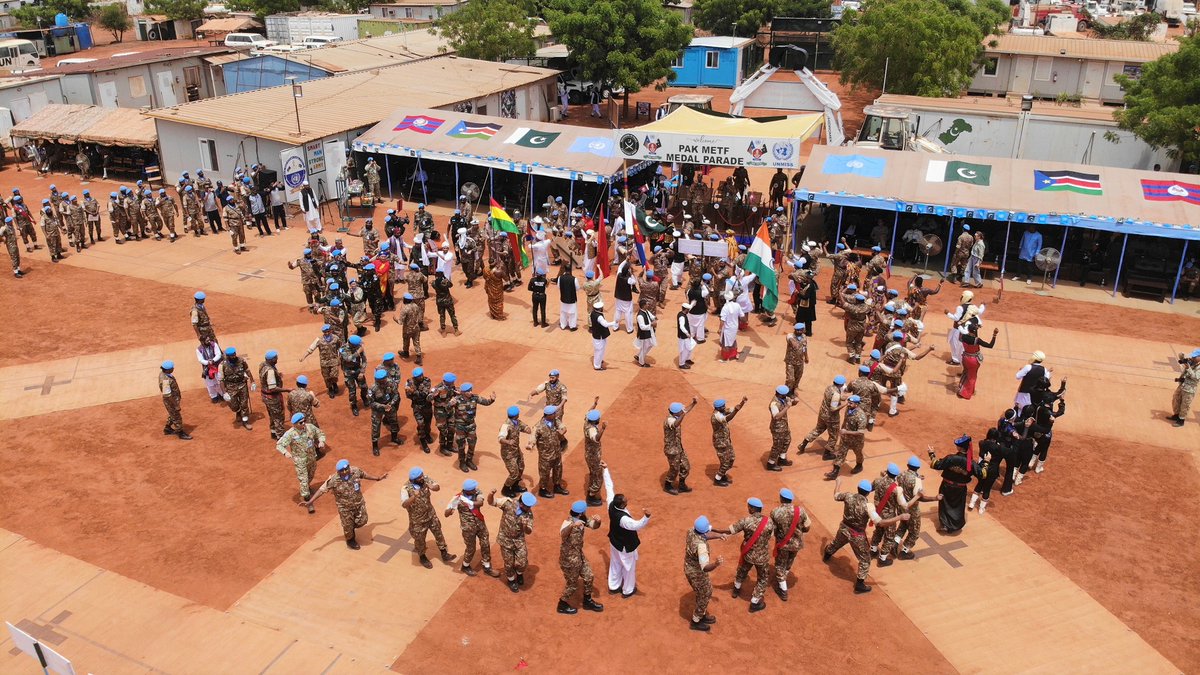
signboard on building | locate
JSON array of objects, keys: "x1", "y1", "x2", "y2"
[
  {"x1": 305, "y1": 139, "x2": 326, "y2": 175},
  {"x1": 281, "y1": 146, "x2": 307, "y2": 203},
  {"x1": 615, "y1": 130, "x2": 802, "y2": 169}
]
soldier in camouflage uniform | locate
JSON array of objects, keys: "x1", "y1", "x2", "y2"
[
  {"x1": 432, "y1": 372, "x2": 459, "y2": 455},
  {"x1": 710, "y1": 396, "x2": 747, "y2": 486},
  {"x1": 450, "y1": 383, "x2": 495, "y2": 472},
  {"x1": 304, "y1": 459, "x2": 388, "y2": 549},
  {"x1": 158, "y1": 361, "x2": 192, "y2": 440},
  {"x1": 531, "y1": 405, "x2": 569, "y2": 498},
  {"x1": 662, "y1": 398, "x2": 698, "y2": 495},
  {"x1": 276, "y1": 412, "x2": 326, "y2": 511},
  {"x1": 39, "y1": 205, "x2": 65, "y2": 262},
  {"x1": 444, "y1": 479, "x2": 501, "y2": 577},
  {"x1": 405, "y1": 368, "x2": 434, "y2": 453},
  {"x1": 181, "y1": 185, "x2": 203, "y2": 237},
  {"x1": 770, "y1": 488, "x2": 810, "y2": 601},
  {"x1": 1170, "y1": 349, "x2": 1200, "y2": 427},
  {"x1": 529, "y1": 370, "x2": 568, "y2": 427},
  {"x1": 822, "y1": 477, "x2": 909, "y2": 593},
  {"x1": 156, "y1": 189, "x2": 179, "y2": 240},
  {"x1": 638, "y1": 270, "x2": 661, "y2": 311},
  {"x1": 346, "y1": 278, "x2": 369, "y2": 337},
  {"x1": 869, "y1": 463, "x2": 905, "y2": 567},
  {"x1": 499, "y1": 406, "x2": 532, "y2": 496},
  {"x1": 431, "y1": 270, "x2": 460, "y2": 334},
  {"x1": 405, "y1": 263, "x2": 430, "y2": 331},
  {"x1": 316, "y1": 298, "x2": 348, "y2": 343},
  {"x1": 287, "y1": 375, "x2": 321, "y2": 429},
  {"x1": 799, "y1": 375, "x2": 846, "y2": 457},
  {"x1": 895, "y1": 455, "x2": 938, "y2": 560},
  {"x1": 82, "y1": 190, "x2": 101, "y2": 244},
  {"x1": 717, "y1": 497, "x2": 774, "y2": 613},
  {"x1": 301, "y1": 325, "x2": 341, "y2": 397},
  {"x1": 259, "y1": 350, "x2": 289, "y2": 439},
  {"x1": 137, "y1": 190, "x2": 162, "y2": 240},
  {"x1": 367, "y1": 369, "x2": 401, "y2": 455},
  {"x1": 489, "y1": 489, "x2": 537, "y2": 592},
  {"x1": 107, "y1": 192, "x2": 128, "y2": 244},
  {"x1": 825, "y1": 395, "x2": 868, "y2": 480},
  {"x1": 393, "y1": 293, "x2": 424, "y2": 365},
  {"x1": 848, "y1": 365, "x2": 887, "y2": 431},
  {"x1": 683, "y1": 515, "x2": 724, "y2": 631},
  {"x1": 556, "y1": 500, "x2": 605, "y2": 615},
  {"x1": 289, "y1": 248, "x2": 324, "y2": 305},
  {"x1": 219, "y1": 346, "x2": 255, "y2": 430},
  {"x1": 339, "y1": 335, "x2": 369, "y2": 416},
  {"x1": 784, "y1": 322, "x2": 810, "y2": 392},
  {"x1": 401, "y1": 467, "x2": 457, "y2": 568},
  {"x1": 843, "y1": 293, "x2": 870, "y2": 363},
  {"x1": 223, "y1": 195, "x2": 247, "y2": 253},
  {"x1": 1, "y1": 217, "x2": 23, "y2": 277},
  {"x1": 66, "y1": 196, "x2": 86, "y2": 253},
  {"x1": 766, "y1": 386, "x2": 796, "y2": 472}
]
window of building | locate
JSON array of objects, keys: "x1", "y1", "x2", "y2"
[
  {"x1": 128, "y1": 75, "x2": 147, "y2": 98},
  {"x1": 671, "y1": 54, "x2": 684, "y2": 69},
  {"x1": 1033, "y1": 56, "x2": 1053, "y2": 82},
  {"x1": 982, "y1": 57, "x2": 998, "y2": 77},
  {"x1": 705, "y1": 50, "x2": 719, "y2": 69},
  {"x1": 199, "y1": 138, "x2": 218, "y2": 172}
]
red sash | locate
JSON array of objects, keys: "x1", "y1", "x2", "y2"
[
  {"x1": 739, "y1": 516, "x2": 769, "y2": 564},
  {"x1": 871, "y1": 483, "x2": 898, "y2": 527},
  {"x1": 458, "y1": 493, "x2": 484, "y2": 521},
  {"x1": 773, "y1": 506, "x2": 802, "y2": 557}
]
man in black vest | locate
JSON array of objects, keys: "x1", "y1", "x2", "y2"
[
  {"x1": 557, "y1": 265, "x2": 581, "y2": 331},
  {"x1": 677, "y1": 301, "x2": 695, "y2": 370},
  {"x1": 601, "y1": 461, "x2": 650, "y2": 597},
  {"x1": 1013, "y1": 350, "x2": 1047, "y2": 409},
  {"x1": 687, "y1": 274, "x2": 710, "y2": 342},
  {"x1": 527, "y1": 268, "x2": 549, "y2": 327},
  {"x1": 590, "y1": 300, "x2": 614, "y2": 371}
]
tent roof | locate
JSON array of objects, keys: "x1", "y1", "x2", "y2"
[
  {"x1": 354, "y1": 108, "x2": 628, "y2": 182},
  {"x1": 798, "y1": 145, "x2": 1200, "y2": 240},
  {"x1": 637, "y1": 105, "x2": 823, "y2": 140},
  {"x1": 77, "y1": 107, "x2": 157, "y2": 148},
  {"x1": 10, "y1": 103, "x2": 157, "y2": 148}
]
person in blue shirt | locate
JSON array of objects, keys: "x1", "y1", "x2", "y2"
[{"x1": 1014, "y1": 225, "x2": 1043, "y2": 284}]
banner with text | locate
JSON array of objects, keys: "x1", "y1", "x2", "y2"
[{"x1": 614, "y1": 130, "x2": 806, "y2": 169}]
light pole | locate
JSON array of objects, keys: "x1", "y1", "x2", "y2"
[{"x1": 287, "y1": 76, "x2": 302, "y2": 136}]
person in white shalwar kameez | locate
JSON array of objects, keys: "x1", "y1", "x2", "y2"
[
  {"x1": 531, "y1": 231, "x2": 551, "y2": 274},
  {"x1": 719, "y1": 292, "x2": 744, "y2": 361},
  {"x1": 602, "y1": 463, "x2": 650, "y2": 597},
  {"x1": 436, "y1": 242, "x2": 455, "y2": 282},
  {"x1": 633, "y1": 307, "x2": 657, "y2": 366}
]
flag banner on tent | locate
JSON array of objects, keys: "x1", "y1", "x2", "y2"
[
  {"x1": 1034, "y1": 169, "x2": 1102, "y2": 195},
  {"x1": 1141, "y1": 179, "x2": 1200, "y2": 205},
  {"x1": 612, "y1": 107, "x2": 820, "y2": 169},
  {"x1": 926, "y1": 160, "x2": 992, "y2": 186},
  {"x1": 743, "y1": 223, "x2": 778, "y2": 313},
  {"x1": 489, "y1": 198, "x2": 528, "y2": 267},
  {"x1": 822, "y1": 154, "x2": 886, "y2": 178},
  {"x1": 394, "y1": 115, "x2": 445, "y2": 134},
  {"x1": 568, "y1": 136, "x2": 615, "y2": 157},
  {"x1": 504, "y1": 128, "x2": 561, "y2": 149},
  {"x1": 447, "y1": 120, "x2": 502, "y2": 140}
]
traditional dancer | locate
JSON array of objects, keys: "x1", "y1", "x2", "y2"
[
  {"x1": 928, "y1": 436, "x2": 979, "y2": 535},
  {"x1": 958, "y1": 322, "x2": 999, "y2": 399}
]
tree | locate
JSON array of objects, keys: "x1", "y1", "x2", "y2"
[
  {"x1": 1091, "y1": 12, "x2": 1159, "y2": 40},
  {"x1": 831, "y1": 0, "x2": 1004, "y2": 97},
  {"x1": 693, "y1": 0, "x2": 830, "y2": 37},
  {"x1": 145, "y1": 0, "x2": 208, "y2": 21},
  {"x1": 547, "y1": 0, "x2": 693, "y2": 95},
  {"x1": 434, "y1": 0, "x2": 539, "y2": 62},
  {"x1": 227, "y1": 0, "x2": 302, "y2": 19},
  {"x1": 1112, "y1": 35, "x2": 1200, "y2": 167},
  {"x1": 12, "y1": 0, "x2": 91, "y2": 28},
  {"x1": 97, "y1": 4, "x2": 132, "y2": 43}
]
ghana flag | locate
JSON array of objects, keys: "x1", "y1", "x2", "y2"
[{"x1": 489, "y1": 198, "x2": 529, "y2": 267}]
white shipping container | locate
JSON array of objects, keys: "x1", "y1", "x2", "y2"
[{"x1": 265, "y1": 14, "x2": 362, "y2": 43}]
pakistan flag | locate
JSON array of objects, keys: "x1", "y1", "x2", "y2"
[{"x1": 926, "y1": 160, "x2": 992, "y2": 186}]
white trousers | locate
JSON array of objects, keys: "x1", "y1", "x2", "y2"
[
  {"x1": 678, "y1": 338, "x2": 694, "y2": 366},
  {"x1": 614, "y1": 300, "x2": 634, "y2": 332},
  {"x1": 303, "y1": 207, "x2": 322, "y2": 231},
  {"x1": 202, "y1": 377, "x2": 226, "y2": 400},
  {"x1": 608, "y1": 544, "x2": 638, "y2": 594},
  {"x1": 592, "y1": 338, "x2": 608, "y2": 369},
  {"x1": 636, "y1": 340, "x2": 654, "y2": 364},
  {"x1": 583, "y1": 256, "x2": 596, "y2": 278},
  {"x1": 1014, "y1": 392, "x2": 1031, "y2": 410},
  {"x1": 670, "y1": 261, "x2": 685, "y2": 286},
  {"x1": 687, "y1": 313, "x2": 706, "y2": 341},
  {"x1": 559, "y1": 302, "x2": 578, "y2": 328},
  {"x1": 947, "y1": 328, "x2": 963, "y2": 363}
]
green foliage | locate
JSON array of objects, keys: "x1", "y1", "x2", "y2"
[
  {"x1": 1112, "y1": 35, "x2": 1200, "y2": 163},
  {"x1": 693, "y1": 0, "x2": 829, "y2": 36},
  {"x1": 97, "y1": 4, "x2": 132, "y2": 43},
  {"x1": 11, "y1": 0, "x2": 91, "y2": 28},
  {"x1": 434, "y1": 0, "x2": 539, "y2": 62},
  {"x1": 831, "y1": 0, "x2": 1006, "y2": 96},
  {"x1": 145, "y1": 0, "x2": 209, "y2": 21},
  {"x1": 227, "y1": 0, "x2": 302, "y2": 19},
  {"x1": 547, "y1": 0, "x2": 693, "y2": 93},
  {"x1": 1091, "y1": 11, "x2": 1159, "y2": 40}
]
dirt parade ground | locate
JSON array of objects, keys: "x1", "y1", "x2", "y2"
[{"x1": 1, "y1": 164, "x2": 1198, "y2": 674}]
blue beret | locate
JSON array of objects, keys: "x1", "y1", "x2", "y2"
[
  {"x1": 858, "y1": 479, "x2": 873, "y2": 492},
  {"x1": 586, "y1": 271, "x2": 594, "y2": 279},
  {"x1": 887, "y1": 289, "x2": 900, "y2": 296},
  {"x1": 694, "y1": 516, "x2": 712, "y2": 533},
  {"x1": 907, "y1": 456, "x2": 922, "y2": 469},
  {"x1": 194, "y1": 291, "x2": 206, "y2": 300},
  {"x1": 848, "y1": 395, "x2": 861, "y2": 403},
  {"x1": 161, "y1": 360, "x2": 174, "y2": 370},
  {"x1": 780, "y1": 488, "x2": 794, "y2": 500},
  {"x1": 443, "y1": 372, "x2": 457, "y2": 383},
  {"x1": 544, "y1": 405, "x2": 558, "y2": 415},
  {"x1": 266, "y1": 350, "x2": 278, "y2": 359},
  {"x1": 224, "y1": 347, "x2": 237, "y2": 356},
  {"x1": 1191, "y1": 348, "x2": 1200, "y2": 358},
  {"x1": 836, "y1": 243, "x2": 846, "y2": 250},
  {"x1": 859, "y1": 365, "x2": 870, "y2": 374},
  {"x1": 886, "y1": 462, "x2": 900, "y2": 476},
  {"x1": 463, "y1": 479, "x2": 478, "y2": 491},
  {"x1": 747, "y1": 497, "x2": 763, "y2": 508},
  {"x1": 587, "y1": 410, "x2": 601, "y2": 422},
  {"x1": 349, "y1": 335, "x2": 362, "y2": 345},
  {"x1": 897, "y1": 308, "x2": 909, "y2": 315},
  {"x1": 380, "y1": 242, "x2": 390, "y2": 249},
  {"x1": 303, "y1": 248, "x2": 312, "y2": 255},
  {"x1": 571, "y1": 500, "x2": 587, "y2": 514},
  {"x1": 962, "y1": 224, "x2": 971, "y2": 231},
  {"x1": 854, "y1": 293, "x2": 866, "y2": 301},
  {"x1": 794, "y1": 323, "x2": 805, "y2": 330},
  {"x1": 955, "y1": 435, "x2": 972, "y2": 446},
  {"x1": 403, "y1": 293, "x2": 414, "y2": 301},
  {"x1": 297, "y1": 375, "x2": 308, "y2": 385},
  {"x1": 833, "y1": 375, "x2": 846, "y2": 385},
  {"x1": 409, "y1": 467, "x2": 424, "y2": 480},
  {"x1": 714, "y1": 399, "x2": 726, "y2": 408},
  {"x1": 846, "y1": 284, "x2": 857, "y2": 290},
  {"x1": 508, "y1": 406, "x2": 520, "y2": 417},
  {"x1": 776, "y1": 385, "x2": 790, "y2": 396},
  {"x1": 893, "y1": 331, "x2": 905, "y2": 340},
  {"x1": 870, "y1": 349, "x2": 882, "y2": 359},
  {"x1": 521, "y1": 492, "x2": 538, "y2": 507},
  {"x1": 365, "y1": 263, "x2": 376, "y2": 271},
  {"x1": 383, "y1": 352, "x2": 395, "y2": 361},
  {"x1": 412, "y1": 367, "x2": 424, "y2": 377},
  {"x1": 669, "y1": 402, "x2": 684, "y2": 414},
  {"x1": 872, "y1": 246, "x2": 881, "y2": 252},
  {"x1": 374, "y1": 369, "x2": 388, "y2": 380},
  {"x1": 549, "y1": 369, "x2": 560, "y2": 376},
  {"x1": 291, "y1": 412, "x2": 305, "y2": 424},
  {"x1": 461, "y1": 383, "x2": 473, "y2": 392},
  {"x1": 336, "y1": 459, "x2": 350, "y2": 471},
  {"x1": 330, "y1": 298, "x2": 342, "y2": 306},
  {"x1": 646, "y1": 270, "x2": 654, "y2": 278}
]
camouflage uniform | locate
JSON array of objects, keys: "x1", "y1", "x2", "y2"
[
  {"x1": 405, "y1": 268, "x2": 429, "y2": 329},
  {"x1": 496, "y1": 497, "x2": 534, "y2": 579},
  {"x1": 66, "y1": 201, "x2": 86, "y2": 251},
  {"x1": 40, "y1": 212, "x2": 64, "y2": 261},
  {"x1": 0, "y1": 220, "x2": 20, "y2": 274},
  {"x1": 451, "y1": 392, "x2": 495, "y2": 468},
  {"x1": 406, "y1": 375, "x2": 434, "y2": 448},
  {"x1": 844, "y1": 301, "x2": 870, "y2": 361},
  {"x1": 801, "y1": 384, "x2": 843, "y2": 448},
  {"x1": 848, "y1": 375, "x2": 885, "y2": 426},
  {"x1": 323, "y1": 466, "x2": 369, "y2": 540},
  {"x1": 768, "y1": 397, "x2": 791, "y2": 465},
  {"x1": 276, "y1": 423, "x2": 325, "y2": 500},
  {"x1": 141, "y1": 195, "x2": 164, "y2": 238},
  {"x1": 833, "y1": 407, "x2": 868, "y2": 468},
  {"x1": 663, "y1": 415, "x2": 690, "y2": 486},
  {"x1": 82, "y1": 195, "x2": 101, "y2": 243},
  {"x1": 223, "y1": 201, "x2": 246, "y2": 250},
  {"x1": 318, "y1": 304, "x2": 348, "y2": 343},
  {"x1": 432, "y1": 382, "x2": 459, "y2": 454},
  {"x1": 784, "y1": 333, "x2": 808, "y2": 391},
  {"x1": 896, "y1": 468, "x2": 924, "y2": 551},
  {"x1": 638, "y1": 276, "x2": 661, "y2": 311},
  {"x1": 1173, "y1": 361, "x2": 1199, "y2": 420},
  {"x1": 684, "y1": 529, "x2": 714, "y2": 620},
  {"x1": 291, "y1": 255, "x2": 323, "y2": 305},
  {"x1": 534, "y1": 417, "x2": 567, "y2": 493},
  {"x1": 559, "y1": 515, "x2": 601, "y2": 602},
  {"x1": 583, "y1": 422, "x2": 603, "y2": 501},
  {"x1": 159, "y1": 370, "x2": 183, "y2": 433},
  {"x1": 182, "y1": 190, "x2": 203, "y2": 237},
  {"x1": 307, "y1": 333, "x2": 342, "y2": 394},
  {"x1": 259, "y1": 360, "x2": 287, "y2": 438},
  {"x1": 402, "y1": 478, "x2": 451, "y2": 558},
  {"x1": 432, "y1": 275, "x2": 458, "y2": 331},
  {"x1": 107, "y1": 197, "x2": 128, "y2": 243},
  {"x1": 710, "y1": 408, "x2": 739, "y2": 480},
  {"x1": 949, "y1": 231, "x2": 974, "y2": 281},
  {"x1": 499, "y1": 417, "x2": 531, "y2": 493},
  {"x1": 771, "y1": 504, "x2": 811, "y2": 588},
  {"x1": 367, "y1": 381, "x2": 400, "y2": 448},
  {"x1": 398, "y1": 302, "x2": 423, "y2": 362},
  {"x1": 870, "y1": 475, "x2": 902, "y2": 559},
  {"x1": 287, "y1": 387, "x2": 320, "y2": 429},
  {"x1": 339, "y1": 343, "x2": 369, "y2": 413},
  {"x1": 730, "y1": 513, "x2": 774, "y2": 602},
  {"x1": 221, "y1": 358, "x2": 252, "y2": 425},
  {"x1": 824, "y1": 492, "x2": 874, "y2": 581},
  {"x1": 157, "y1": 194, "x2": 178, "y2": 238},
  {"x1": 191, "y1": 302, "x2": 215, "y2": 342},
  {"x1": 450, "y1": 492, "x2": 494, "y2": 569}
]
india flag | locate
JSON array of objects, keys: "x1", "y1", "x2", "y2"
[
  {"x1": 489, "y1": 198, "x2": 529, "y2": 267},
  {"x1": 743, "y1": 223, "x2": 778, "y2": 313}
]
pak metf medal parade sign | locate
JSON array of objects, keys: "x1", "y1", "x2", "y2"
[{"x1": 616, "y1": 130, "x2": 802, "y2": 169}]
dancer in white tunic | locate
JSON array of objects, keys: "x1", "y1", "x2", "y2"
[{"x1": 603, "y1": 463, "x2": 650, "y2": 597}]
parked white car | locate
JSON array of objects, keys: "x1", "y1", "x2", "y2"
[
  {"x1": 297, "y1": 35, "x2": 342, "y2": 48},
  {"x1": 225, "y1": 33, "x2": 276, "y2": 50}
]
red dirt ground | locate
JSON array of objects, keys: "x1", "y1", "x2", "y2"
[
  {"x1": 883, "y1": 410, "x2": 1200, "y2": 672},
  {"x1": 0, "y1": 340, "x2": 527, "y2": 610},
  {"x1": 395, "y1": 368, "x2": 955, "y2": 673},
  {"x1": 0, "y1": 266, "x2": 310, "y2": 368}
]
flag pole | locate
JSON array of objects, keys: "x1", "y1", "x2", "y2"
[
  {"x1": 1169, "y1": 241, "x2": 1189, "y2": 304},
  {"x1": 1111, "y1": 234, "x2": 1128, "y2": 297},
  {"x1": 1051, "y1": 225, "x2": 1068, "y2": 288},
  {"x1": 887, "y1": 211, "x2": 898, "y2": 275},
  {"x1": 942, "y1": 216, "x2": 955, "y2": 275}
]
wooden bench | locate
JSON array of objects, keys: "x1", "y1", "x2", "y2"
[
  {"x1": 980, "y1": 262, "x2": 999, "y2": 279},
  {"x1": 1124, "y1": 274, "x2": 1168, "y2": 303}
]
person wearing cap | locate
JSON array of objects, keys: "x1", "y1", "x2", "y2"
[
  {"x1": 300, "y1": 324, "x2": 342, "y2": 397},
  {"x1": 770, "y1": 488, "x2": 811, "y2": 600},
  {"x1": 763, "y1": 385, "x2": 798, "y2": 472},
  {"x1": 556, "y1": 499, "x2": 605, "y2": 614},
  {"x1": 402, "y1": 260, "x2": 430, "y2": 334},
  {"x1": 1012, "y1": 349, "x2": 1049, "y2": 410},
  {"x1": 612, "y1": 263, "x2": 639, "y2": 334},
  {"x1": 875, "y1": 330, "x2": 935, "y2": 417},
  {"x1": 825, "y1": 393, "x2": 868, "y2": 479},
  {"x1": 427, "y1": 372, "x2": 459, "y2": 454},
  {"x1": 362, "y1": 157, "x2": 381, "y2": 204},
  {"x1": 287, "y1": 375, "x2": 321, "y2": 429},
  {"x1": 342, "y1": 276, "x2": 369, "y2": 338},
  {"x1": 158, "y1": 361, "x2": 192, "y2": 440},
  {"x1": 402, "y1": 368, "x2": 434, "y2": 453},
  {"x1": 1170, "y1": 349, "x2": 1200, "y2": 427},
  {"x1": 338, "y1": 335, "x2": 369, "y2": 416},
  {"x1": 488, "y1": 488, "x2": 537, "y2": 592},
  {"x1": 715, "y1": 288, "x2": 744, "y2": 361},
  {"x1": 799, "y1": 375, "x2": 847, "y2": 456},
  {"x1": 0, "y1": 217, "x2": 24, "y2": 278},
  {"x1": 305, "y1": 460, "x2": 388, "y2": 549},
  {"x1": 866, "y1": 463, "x2": 908, "y2": 567},
  {"x1": 424, "y1": 269, "x2": 459, "y2": 336},
  {"x1": 848, "y1": 364, "x2": 887, "y2": 432},
  {"x1": 367, "y1": 369, "x2": 402, "y2": 456},
  {"x1": 450, "y1": 383, "x2": 496, "y2": 472},
  {"x1": 298, "y1": 179, "x2": 322, "y2": 231},
  {"x1": 968, "y1": 429, "x2": 1005, "y2": 515},
  {"x1": 221, "y1": 193, "x2": 247, "y2": 253},
  {"x1": 259, "y1": 350, "x2": 290, "y2": 439},
  {"x1": 637, "y1": 269, "x2": 661, "y2": 314},
  {"x1": 195, "y1": 334, "x2": 226, "y2": 403},
  {"x1": 633, "y1": 301, "x2": 658, "y2": 367},
  {"x1": 893, "y1": 456, "x2": 939, "y2": 559},
  {"x1": 555, "y1": 265, "x2": 583, "y2": 331},
  {"x1": 958, "y1": 322, "x2": 1000, "y2": 400},
  {"x1": 401, "y1": 467, "x2": 458, "y2": 568},
  {"x1": 823, "y1": 476, "x2": 910, "y2": 593},
  {"x1": 948, "y1": 224, "x2": 975, "y2": 283},
  {"x1": 391, "y1": 293, "x2": 424, "y2": 366},
  {"x1": 713, "y1": 497, "x2": 774, "y2": 612},
  {"x1": 155, "y1": 188, "x2": 179, "y2": 242},
  {"x1": 784, "y1": 322, "x2": 810, "y2": 392},
  {"x1": 904, "y1": 275, "x2": 941, "y2": 324},
  {"x1": 181, "y1": 183, "x2": 207, "y2": 240},
  {"x1": 823, "y1": 238, "x2": 852, "y2": 304},
  {"x1": 577, "y1": 400, "x2": 609, "y2": 506},
  {"x1": 531, "y1": 404, "x2": 569, "y2": 498},
  {"x1": 444, "y1": 479, "x2": 501, "y2": 577},
  {"x1": 711, "y1": 396, "x2": 748, "y2": 484},
  {"x1": 288, "y1": 248, "x2": 325, "y2": 306},
  {"x1": 65, "y1": 195, "x2": 87, "y2": 253},
  {"x1": 589, "y1": 300, "x2": 616, "y2": 370},
  {"x1": 529, "y1": 370, "x2": 569, "y2": 425},
  {"x1": 219, "y1": 346, "x2": 256, "y2": 430},
  {"x1": 277, "y1": 412, "x2": 327, "y2": 510},
  {"x1": 123, "y1": 185, "x2": 147, "y2": 240},
  {"x1": 683, "y1": 515, "x2": 725, "y2": 630},
  {"x1": 929, "y1": 436, "x2": 982, "y2": 534},
  {"x1": 662, "y1": 397, "x2": 699, "y2": 495},
  {"x1": 676, "y1": 300, "x2": 697, "y2": 370},
  {"x1": 498, "y1": 405, "x2": 533, "y2": 496},
  {"x1": 842, "y1": 292, "x2": 870, "y2": 363},
  {"x1": 39, "y1": 202, "x2": 66, "y2": 262},
  {"x1": 527, "y1": 266, "x2": 549, "y2": 327}
]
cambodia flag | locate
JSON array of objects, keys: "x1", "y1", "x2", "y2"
[{"x1": 1141, "y1": 179, "x2": 1200, "y2": 205}]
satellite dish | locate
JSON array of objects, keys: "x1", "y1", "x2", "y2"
[
  {"x1": 1033, "y1": 247, "x2": 1061, "y2": 295},
  {"x1": 919, "y1": 233, "x2": 943, "y2": 277},
  {"x1": 459, "y1": 182, "x2": 480, "y2": 202}
]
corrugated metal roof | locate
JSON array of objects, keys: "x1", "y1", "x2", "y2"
[
  {"x1": 9, "y1": 103, "x2": 156, "y2": 147},
  {"x1": 876, "y1": 94, "x2": 1122, "y2": 123},
  {"x1": 196, "y1": 17, "x2": 263, "y2": 32},
  {"x1": 986, "y1": 34, "x2": 1179, "y2": 62},
  {"x1": 47, "y1": 46, "x2": 235, "y2": 74},
  {"x1": 0, "y1": 73, "x2": 63, "y2": 90},
  {"x1": 690, "y1": 36, "x2": 754, "y2": 49},
  {"x1": 272, "y1": 29, "x2": 452, "y2": 72},
  {"x1": 145, "y1": 57, "x2": 559, "y2": 144},
  {"x1": 369, "y1": 0, "x2": 466, "y2": 6},
  {"x1": 203, "y1": 52, "x2": 250, "y2": 66}
]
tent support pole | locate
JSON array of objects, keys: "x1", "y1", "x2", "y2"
[
  {"x1": 568, "y1": 179, "x2": 574, "y2": 213},
  {"x1": 790, "y1": 193, "x2": 799, "y2": 255},
  {"x1": 887, "y1": 211, "x2": 898, "y2": 275},
  {"x1": 487, "y1": 168, "x2": 494, "y2": 203},
  {"x1": 1052, "y1": 226, "x2": 1069, "y2": 288},
  {"x1": 529, "y1": 174, "x2": 535, "y2": 217},
  {"x1": 385, "y1": 156, "x2": 393, "y2": 201},
  {"x1": 1170, "y1": 240, "x2": 1189, "y2": 304},
  {"x1": 834, "y1": 205, "x2": 843, "y2": 243},
  {"x1": 454, "y1": 162, "x2": 459, "y2": 196},
  {"x1": 417, "y1": 157, "x2": 428, "y2": 205},
  {"x1": 942, "y1": 216, "x2": 955, "y2": 275},
  {"x1": 1000, "y1": 219, "x2": 1012, "y2": 277},
  {"x1": 1111, "y1": 234, "x2": 1128, "y2": 298}
]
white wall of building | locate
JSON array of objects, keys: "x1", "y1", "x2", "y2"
[{"x1": 0, "y1": 77, "x2": 66, "y2": 123}]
